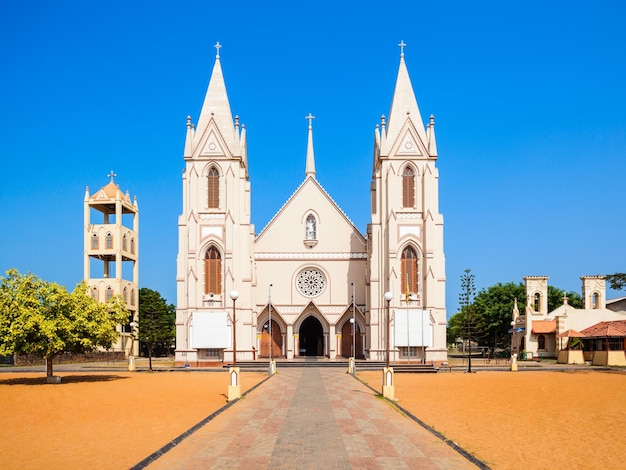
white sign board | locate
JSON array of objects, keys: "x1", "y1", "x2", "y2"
[
  {"x1": 190, "y1": 311, "x2": 231, "y2": 349},
  {"x1": 393, "y1": 309, "x2": 433, "y2": 347}
]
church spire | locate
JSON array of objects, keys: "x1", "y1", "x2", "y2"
[
  {"x1": 305, "y1": 113, "x2": 316, "y2": 179},
  {"x1": 194, "y1": 42, "x2": 237, "y2": 153},
  {"x1": 382, "y1": 41, "x2": 427, "y2": 154},
  {"x1": 427, "y1": 114, "x2": 438, "y2": 158}
]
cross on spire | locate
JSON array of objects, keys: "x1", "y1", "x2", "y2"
[
  {"x1": 214, "y1": 41, "x2": 222, "y2": 58},
  {"x1": 305, "y1": 113, "x2": 315, "y2": 128},
  {"x1": 107, "y1": 170, "x2": 117, "y2": 183},
  {"x1": 398, "y1": 40, "x2": 407, "y2": 57}
]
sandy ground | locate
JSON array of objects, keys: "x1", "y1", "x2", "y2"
[
  {"x1": 359, "y1": 369, "x2": 626, "y2": 469},
  {"x1": 1, "y1": 366, "x2": 625, "y2": 469},
  {"x1": 0, "y1": 369, "x2": 267, "y2": 470}
]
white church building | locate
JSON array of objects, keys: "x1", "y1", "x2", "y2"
[{"x1": 175, "y1": 44, "x2": 447, "y2": 366}]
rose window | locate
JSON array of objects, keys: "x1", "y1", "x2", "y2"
[{"x1": 296, "y1": 268, "x2": 326, "y2": 297}]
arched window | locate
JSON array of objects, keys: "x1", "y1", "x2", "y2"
[
  {"x1": 105, "y1": 286, "x2": 113, "y2": 301},
  {"x1": 122, "y1": 234, "x2": 128, "y2": 251},
  {"x1": 91, "y1": 286, "x2": 98, "y2": 300},
  {"x1": 402, "y1": 166, "x2": 415, "y2": 208},
  {"x1": 538, "y1": 334, "x2": 546, "y2": 350},
  {"x1": 105, "y1": 233, "x2": 113, "y2": 249},
  {"x1": 130, "y1": 238, "x2": 135, "y2": 255},
  {"x1": 204, "y1": 247, "x2": 222, "y2": 295},
  {"x1": 130, "y1": 289, "x2": 135, "y2": 306},
  {"x1": 533, "y1": 293, "x2": 541, "y2": 312},
  {"x1": 592, "y1": 292, "x2": 600, "y2": 309},
  {"x1": 401, "y1": 246, "x2": 419, "y2": 296},
  {"x1": 305, "y1": 214, "x2": 316, "y2": 240},
  {"x1": 207, "y1": 166, "x2": 219, "y2": 208},
  {"x1": 91, "y1": 233, "x2": 99, "y2": 249}
]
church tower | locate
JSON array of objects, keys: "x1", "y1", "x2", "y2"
[
  {"x1": 367, "y1": 42, "x2": 447, "y2": 362},
  {"x1": 84, "y1": 173, "x2": 139, "y2": 356},
  {"x1": 175, "y1": 44, "x2": 255, "y2": 366}
]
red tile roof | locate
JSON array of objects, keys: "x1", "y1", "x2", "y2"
[
  {"x1": 532, "y1": 320, "x2": 556, "y2": 334},
  {"x1": 581, "y1": 320, "x2": 626, "y2": 337}
]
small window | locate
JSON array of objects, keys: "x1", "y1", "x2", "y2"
[
  {"x1": 105, "y1": 233, "x2": 113, "y2": 249},
  {"x1": 538, "y1": 334, "x2": 546, "y2": 350},
  {"x1": 400, "y1": 347, "x2": 418, "y2": 358},
  {"x1": 130, "y1": 238, "x2": 135, "y2": 255},
  {"x1": 91, "y1": 287, "x2": 98, "y2": 300},
  {"x1": 207, "y1": 167, "x2": 219, "y2": 208},
  {"x1": 105, "y1": 286, "x2": 113, "y2": 301},
  {"x1": 123, "y1": 287, "x2": 128, "y2": 303},
  {"x1": 122, "y1": 234, "x2": 128, "y2": 251},
  {"x1": 305, "y1": 214, "x2": 316, "y2": 240},
  {"x1": 402, "y1": 166, "x2": 415, "y2": 208},
  {"x1": 130, "y1": 289, "x2": 135, "y2": 306},
  {"x1": 91, "y1": 234, "x2": 99, "y2": 249}
]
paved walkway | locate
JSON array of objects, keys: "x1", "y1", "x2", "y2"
[{"x1": 144, "y1": 368, "x2": 480, "y2": 469}]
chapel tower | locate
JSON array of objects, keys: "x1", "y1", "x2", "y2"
[
  {"x1": 175, "y1": 43, "x2": 255, "y2": 366},
  {"x1": 84, "y1": 173, "x2": 139, "y2": 356},
  {"x1": 367, "y1": 42, "x2": 447, "y2": 362}
]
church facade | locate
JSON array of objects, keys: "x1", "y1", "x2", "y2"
[{"x1": 175, "y1": 45, "x2": 447, "y2": 366}]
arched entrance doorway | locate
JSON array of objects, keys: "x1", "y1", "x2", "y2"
[
  {"x1": 341, "y1": 321, "x2": 363, "y2": 358},
  {"x1": 299, "y1": 316, "x2": 324, "y2": 356},
  {"x1": 260, "y1": 319, "x2": 282, "y2": 358}
]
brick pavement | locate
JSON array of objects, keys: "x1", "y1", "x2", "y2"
[{"x1": 142, "y1": 367, "x2": 482, "y2": 469}]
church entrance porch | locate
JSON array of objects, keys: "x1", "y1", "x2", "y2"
[
  {"x1": 299, "y1": 316, "x2": 324, "y2": 356},
  {"x1": 260, "y1": 319, "x2": 283, "y2": 358},
  {"x1": 341, "y1": 321, "x2": 363, "y2": 359}
]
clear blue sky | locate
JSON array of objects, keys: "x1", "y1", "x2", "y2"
[{"x1": 1, "y1": 1, "x2": 625, "y2": 314}]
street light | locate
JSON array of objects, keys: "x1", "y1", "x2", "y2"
[
  {"x1": 230, "y1": 290, "x2": 239, "y2": 367},
  {"x1": 351, "y1": 283, "x2": 355, "y2": 358},
  {"x1": 384, "y1": 291, "x2": 393, "y2": 367}
]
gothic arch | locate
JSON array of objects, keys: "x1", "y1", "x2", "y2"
[
  {"x1": 293, "y1": 303, "x2": 330, "y2": 334},
  {"x1": 402, "y1": 163, "x2": 417, "y2": 208},
  {"x1": 257, "y1": 304, "x2": 286, "y2": 358},
  {"x1": 202, "y1": 244, "x2": 223, "y2": 295},
  {"x1": 398, "y1": 242, "x2": 423, "y2": 298}
]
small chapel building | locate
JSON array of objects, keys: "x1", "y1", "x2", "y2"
[
  {"x1": 511, "y1": 276, "x2": 626, "y2": 365},
  {"x1": 175, "y1": 44, "x2": 447, "y2": 366}
]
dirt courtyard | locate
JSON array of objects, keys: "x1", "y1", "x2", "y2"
[
  {"x1": 359, "y1": 369, "x2": 626, "y2": 469},
  {"x1": 1, "y1": 367, "x2": 625, "y2": 469}
]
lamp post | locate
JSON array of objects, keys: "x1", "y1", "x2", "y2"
[
  {"x1": 268, "y1": 284, "x2": 273, "y2": 363},
  {"x1": 230, "y1": 290, "x2": 239, "y2": 367},
  {"x1": 128, "y1": 321, "x2": 136, "y2": 372},
  {"x1": 384, "y1": 291, "x2": 393, "y2": 367},
  {"x1": 351, "y1": 282, "x2": 356, "y2": 358}
]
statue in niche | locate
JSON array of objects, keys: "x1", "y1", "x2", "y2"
[{"x1": 306, "y1": 215, "x2": 316, "y2": 240}]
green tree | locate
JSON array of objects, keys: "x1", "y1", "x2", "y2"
[
  {"x1": 547, "y1": 285, "x2": 582, "y2": 311},
  {"x1": 474, "y1": 282, "x2": 526, "y2": 354},
  {"x1": 604, "y1": 273, "x2": 626, "y2": 291},
  {"x1": 138, "y1": 288, "x2": 175, "y2": 371},
  {"x1": 0, "y1": 269, "x2": 128, "y2": 383},
  {"x1": 458, "y1": 269, "x2": 482, "y2": 372}
]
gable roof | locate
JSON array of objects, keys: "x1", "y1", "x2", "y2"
[{"x1": 255, "y1": 176, "x2": 365, "y2": 244}]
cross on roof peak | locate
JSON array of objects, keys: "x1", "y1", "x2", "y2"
[
  {"x1": 214, "y1": 41, "x2": 222, "y2": 58},
  {"x1": 305, "y1": 113, "x2": 315, "y2": 127},
  {"x1": 398, "y1": 40, "x2": 407, "y2": 57},
  {"x1": 107, "y1": 170, "x2": 117, "y2": 183}
]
